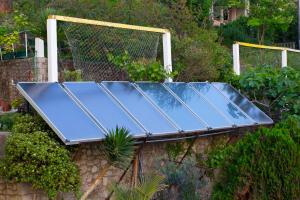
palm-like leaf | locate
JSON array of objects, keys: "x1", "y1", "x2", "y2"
[
  {"x1": 103, "y1": 126, "x2": 135, "y2": 169},
  {"x1": 112, "y1": 175, "x2": 166, "y2": 200}
]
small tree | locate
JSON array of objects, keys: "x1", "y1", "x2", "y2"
[
  {"x1": 81, "y1": 127, "x2": 135, "y2": 200},
  {"x1": 246, "y1": 0, "x2": 295, "y2": 44}
]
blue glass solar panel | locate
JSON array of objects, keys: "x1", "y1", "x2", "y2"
[
  {"x1": 101, "y1": 82, "x2": 178, "y2": 135},
  {"x1": 63, "y1": 82, "x2": 147, "y2": 136},
  {"x1": 165, "y1": 82, "x2": 233, "y2": 128},
  {"x1": 212, "y1": 82, "x2": 273, "y2": 124},
  {"x1": 136, "y1": 82, "x2": 207, "y2": 131},
  {"x1": 17, "y1": 83, "x2": 106, "y2": 144},
  {"x1": 190, "y1": 83, "x2": 255, "y2": 126}
]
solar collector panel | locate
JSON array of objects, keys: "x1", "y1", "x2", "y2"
[
  {"x1": 212, "y1": 82, "x2": 273, "y2": 124},
  {"x1": 136, "y1": 82, "x2": 208, "y2": 132},
  {"x1": 101, "y1": 81, "x2": 178, "y2": 135},
  {"x1": 164, "y1": 82, "x2": 233, "y2": 129},
  {"x1": 17, "y1": 82, "x2": 106, "y2": 144},
  {"x1": 63, "y1": 82, "x2": 147, "y2": 137},
  {"x1": 190, "y1": 82, "x2": 255, "y2": 126}
]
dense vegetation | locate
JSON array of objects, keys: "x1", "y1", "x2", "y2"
[
  {"x1": 0, "y1": 114, "x2": 81, "y2": 199},
  {"x1": 207, "y1": 117, "x2": 300, "y2": 200}
]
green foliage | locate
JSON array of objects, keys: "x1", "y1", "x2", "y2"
[
  {"x1": 0, "y1": 10, "x2": 30, "y2": 52},
  {"x1": 165, "y1": 142, "x2": 185, "y2": 161},
  {"x1": 0, "y1": 112, "x2": 21, "y2": 131},
  {"x1": 108, "y1": 51, "x2": 176, "y2": 82},
  {"x1": 208, "y1": 118, "x2": 300, "y2": 200},
  {"x1": 11, "y1": 98, "x2": 24, "y2": 109},
  {"x1": 0, "y1": 114, "x2": 81, "y2": 199},
  {"x1": 103, "y1": 127, "x2": 135, "y2": 169},
  {"x1": 173, "y1": 29, "x2": 231, "y2": 81},
  {"x1": 63, "y1": 69, "x2": 83, "y2": 81},
  {"x1": 158, "y1": 158, "x2": 204, "y2": 200},
  {"x1": 238, "y1": 66, "x2": 300, "y2": 120},
  {"x1": 112, "y1": 174, "x2": 165, "y2": 200},
  {"x1": 218, "y1": 17, "x2": 257, "y2": 47},
  {"x1": 247, "y1": 0, "x2": 295, "y2": 43}
]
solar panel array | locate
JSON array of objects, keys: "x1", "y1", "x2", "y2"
[{"x1": 17, "y1": 81, "x2": 273, "y2": 145}]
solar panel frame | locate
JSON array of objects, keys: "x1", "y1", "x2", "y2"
[
  {"x1": 212, "y1": 82, "x2": 273, "y2": 125},
  {"x1": 135, "y1": 82, "x2": 210, "y2": 131},
  {"x1": 189, "y1": 82, "x2": 257, "y2": 127},
  {"x1": 100, "y1": 81, "x2": 180, "y2": 136},
  {"x1": 17, "y1": 82, "x2": 107, "y2": 145},
  {"x1": 163, "y1": 82, "x2": 234, "y2": 129},
  {"x1": 62, "y1": 82, "x2": 148, "y2": 137}
]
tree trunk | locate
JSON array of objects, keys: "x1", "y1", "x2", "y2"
[
  {"x1": 80, "y1": 163, "x2": 111, "y2": 200},
  {"x1": 0, "y1": 0, "x2": 13, "y2": 13}
]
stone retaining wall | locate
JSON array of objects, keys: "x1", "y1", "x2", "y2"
[{"x1": 0, "y1": 132, "x2": 237, "y2": 200}]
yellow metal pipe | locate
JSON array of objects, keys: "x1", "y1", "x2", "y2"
[{"x1": 48, "y1": 15, "x2": 170, "y2": 34}]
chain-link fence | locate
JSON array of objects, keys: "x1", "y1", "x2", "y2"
[
  {"x1": 233, "y1": 42, "x2": 300, "y2": 74},
  {"x1": 58, "y1": 21, "x2": 163, "y2": 81}
]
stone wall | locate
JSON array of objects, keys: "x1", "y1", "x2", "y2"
[
  {"x1": 0, "y1": 132, "x2": 238, "y2": 200},
  {"x1": 0, "y1": 58, "x2": 47, "y2": 111}
]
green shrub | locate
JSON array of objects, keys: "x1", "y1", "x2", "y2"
[
  {"x1": 239, "y1": 66, "x2": 300, "y2": 120},
  {"x1": 108, "y1": 51, "x2": 176, "y2": 82},
  {"x1": 63, "y1": 69, "x2": 83, "y2": 81},
  {"x1": 0, "y1": 114, "x2": 81, "y2": 199},
  {"x1": 0, "y1": 112, "x2": 21, "y2": 131},
  {"x1": 208, "y1": 118, "x2": 300, "y2": 200}
]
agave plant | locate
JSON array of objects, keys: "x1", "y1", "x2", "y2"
[
  {"x1": 112, "y1": 174, "x2": 166, "y2": 200},
  {"x1": 81, "y1": 127, "x2": 135, "y2": 200}
]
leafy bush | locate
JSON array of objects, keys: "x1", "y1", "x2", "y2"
[
  {"x1": 158, "y1": 158, "x2": 205, "y2": 200},
  {"x1": 0, "y1": 114, "x2": 81, "y2": 199},
  {"x1": 173, "y1": 29, "x2": 231, "y2": 82},
  {"x1": 108, "y1": 51, "x2": 176, "y2": 82},
  {"x1": 63, "y1": 69, "x2": 83, "y2": 81},
  {"x1": 238, "y1": 66, "x2": 300, "y2": 120},
  {"x1": 218, "y1": 17, "x2": 257, "y2": 47},
  {"x1": 0, "y1": 112, "x2": 21, "y2": 131},
  {"x1": 208, "y1": 117, "x2": 300, "y2": 200}
]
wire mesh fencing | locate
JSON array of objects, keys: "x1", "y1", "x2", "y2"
[{"x1": 58, "y1": 21, "x2": 163, "y2": 82}]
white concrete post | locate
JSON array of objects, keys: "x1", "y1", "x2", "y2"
[
  {"x1": 47, "y1": 19, "x2": 58, "y2": 82},
  {"x1": 24, "y1": 32, "x2": 28, "y2": 57},
  {"x1": 163, "y1": 32, "x2": 173, "y2": 82},
  {"x1": 281, "y1": 50, "x2": 287, "y2": 68},
  {"x1": 233, "y1": 43, "x2": 240, "y2": 75},
  {"x1": 35, "y1": 38, "x2": 45, "y2": 58}
]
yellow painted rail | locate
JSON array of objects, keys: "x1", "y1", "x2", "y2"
[
  {"x1": 48, "y1": 15, "x2": 170, "y2": 34},
  {"x1": 236, "y1": 42, "x2": 300, "y2": 53}
]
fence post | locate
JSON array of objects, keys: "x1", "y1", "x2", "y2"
[
  {"x1": 233, "y1": 43, "x2": 240, "y2": 75},
  {"x1": 163, "y1": 32, "x2": 173, "y2": 82},
  {"x1": 35, "y1": 38, "x2": 45, "y2": 58},
  {"x1": 47, "y1": 18, "x2": 58, "y2": 82},
  {"x1": 25, "y1": 32, "x2": 28, "y2": 57},
  {"x1": 281, "y1": 50, "x2": 287, "y2": 68}
]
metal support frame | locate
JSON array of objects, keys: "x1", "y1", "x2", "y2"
[{"x1": 47, "y1": 15, "x2": 172, "y2": 82}]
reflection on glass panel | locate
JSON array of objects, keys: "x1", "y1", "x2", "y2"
[
  {"x1": 212, "y1": 83, "x2": 273, "y2": 124},
  {"x1": 190, "y1": 83, "x2": 254, "y2": 126},
  {"x1": 63, "y1": 82, "x2": 146, "y2": 136},
  {"x1": 165, "y1": 82, "x2": 233, "y2": 128},
  {"x1": 137, "y1": 82, "x2": 207, "y2": 131},
  {"x1": 101, "y1": 82, "x2": 178, "y2": 135},
  {"x1": 17, "y1": 83, "x2": 106, "y2": 144}
]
